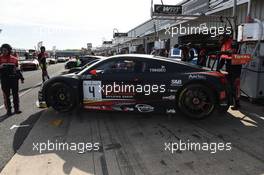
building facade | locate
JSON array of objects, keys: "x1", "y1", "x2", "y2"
[{"x1": 112, "y1": 0, "x2": 263, "y2": 54}]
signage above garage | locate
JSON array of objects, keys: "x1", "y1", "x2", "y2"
[
  {"x1": 113, "y1": 33, "x2": 128, "y2": 38},
  {"x1": 153, "y1": 4, "x2": 182, "y2": 15},
  {"x1": 103, "y1": 41, "x2": 113, "y2": 45}
]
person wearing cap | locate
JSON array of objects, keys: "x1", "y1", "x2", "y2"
[{"x1": 0, "y1": 44, "x2": 24, "y2": 116}]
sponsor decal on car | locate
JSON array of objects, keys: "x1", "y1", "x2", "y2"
[
  {"x1": 169, "y1": 89, "x2": 178, "y2": 93},
  {"x1": 124, "y1": 107, "x2": 134, "y2": 112},
  {"x1": 189, "y1": 74, "x2": 206, "y2": 80},
  {"x1": 166, "y1": 109, "x2": 176, "y2": 114},
  {"x1": 112, "y1": 106, "x2": 123, "y2": 111},
  {"x1": 83, "y1": 99, "x2": 135, "y2": 105},
  {"x1": 171, "y1": 79, "x2": 182, "y2": 87},
  {"x1": 104, "y1": 92, "x2": 135, "y2": 99},
  {"x1": 81, "y1": 75, "x2": 92, "y2": 79},
  {"x1": 150, "y1": 65, "x2": 166, "y2": 73},
  {"x1": 84, "y1": 106, "x2": 102, "y2": 110},
  {"x1": 84, "y1": 105, "x2": 112, "y2": 111},
  {"x1": 135, "y1": 104, "x2": 154, "y2": 113},
  {"x1": 112, "y1": 103, "x2": 135, "y2": 111},
  {"x1": 219, "y1": 103, "x2": 228, "y2": 106},
  {"x1": 162, "y1": 95, "x2": 176, "y2": 100}
]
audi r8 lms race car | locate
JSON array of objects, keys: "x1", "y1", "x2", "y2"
[
  {"x1": 57, "y1": 57, "x2": 67, "y2": 63},
  {"x1": 38, "y1": 54, "x2": 231, "y2": 119},
  {"x1": 19, "y1": 58, "x2": 39, "y2": 70},
  {"x1": 47, "y1": 57, "x2": 57, "y2": 64}
]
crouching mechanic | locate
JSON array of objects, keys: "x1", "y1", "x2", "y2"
[{"x1": 0, "y1": 44, "x2": 24, "y2": 116}]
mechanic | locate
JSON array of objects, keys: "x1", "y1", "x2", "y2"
[
  {"x1": 38, "y1": 46, "x2": 50, "y2": 82},
  {"x1": 197, "y1": 44, "x2": 207, "y2": 66},
  {"x1": 180, "y1": 44, "x2": 189, "y2": 62},
  {"x1": 219, "y1": 34, "x2": 242, "y2": 110},
  {"x1": 0, "y1": 44, "x2": 24, "y2": 116},
  {"x1": 187, "y1": 43, "x2": 197, "y2": 62},
  {"x1": 76, "y1": 56, "x2": 81, "y2": 67}
]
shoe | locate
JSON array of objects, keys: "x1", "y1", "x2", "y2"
[
  {"x1": 6, "y1": 111, "x2": 12, "y2": 116},
  {"x1": 15, "y1": 110, "x2": 22, "y2": 114},
  {"x1": 231, "y1": 100, "x2": 241, "y2": 110},
  {"x1": 231, "y1": 105, "x2": 241, "y2": 110}
]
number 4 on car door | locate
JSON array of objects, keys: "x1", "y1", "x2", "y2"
[{"x1": 83, "y1": 81, "x2": 102, "y2": 101}]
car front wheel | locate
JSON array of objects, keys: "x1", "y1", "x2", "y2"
[
  {"x1": 178, "y1": 84, "x2": 216, "y2": 119},
  {"x1": 46, "y1": 82, "x2": 76, "y2": 112}
]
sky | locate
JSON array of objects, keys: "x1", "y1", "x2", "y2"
[{"x1": 0, "y1": 0, "x2": 181, "y2": 50}]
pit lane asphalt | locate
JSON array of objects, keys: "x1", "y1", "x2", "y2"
[
  {"x1": 1, "y1": 101, "x2": 264, "y2": 175},
  {"x1": 0, "y1": 63, "x2": 66, "y2": 171}
]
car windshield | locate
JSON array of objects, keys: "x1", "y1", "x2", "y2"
[
  {"x1": 78, "y1": 58, "x2": 107, "y2": 75},
  {"x1": 81, "y1": 59, "x2": 100, "y2": 69},
  {"x1": 20, "y1": 59, "x2": 36, "y2": 62}
]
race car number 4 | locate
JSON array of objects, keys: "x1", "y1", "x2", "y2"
[{"x1": 83, "y1": 81, "x2": 102, "y2": 100}]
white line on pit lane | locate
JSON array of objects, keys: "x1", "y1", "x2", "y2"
[
  {"x1": 250, "y1": 113, "x2": 264, "y2": 120},
  {"x1": 10, "y1": 124, "x2": 30, "y2": 130},
  {"x1": 0, "y1": 82, "x2": 42, "y2": 110}
]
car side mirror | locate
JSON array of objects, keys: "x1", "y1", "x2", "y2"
[{"x1": 89, "y1": 69, "x2": 103, "y2": 76}]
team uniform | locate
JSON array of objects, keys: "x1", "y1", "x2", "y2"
[
  {"x1": 220, "y1": 38, "x2": 242, "y2": 108},
  {"x1": 198, "y1": 48, "x2": 207, "y2": 66},
  {"x1": 0, "y1": 55, "x2": 24, "y2": 113}
]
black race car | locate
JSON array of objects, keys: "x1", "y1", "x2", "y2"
[{"x1": 39, "y1": 54, "x2": 231, "y2": 119}]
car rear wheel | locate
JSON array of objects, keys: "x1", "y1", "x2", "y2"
[
  {"x1": 46, "y1": 82, "x2": 76, "y2": 112},
  {"x1": 178, "y1": 84, "x2": 216, "y2": 119}
]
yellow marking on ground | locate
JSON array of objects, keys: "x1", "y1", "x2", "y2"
[{"x1": 49, "y1": 119, "x2": 63, "y2": 127}]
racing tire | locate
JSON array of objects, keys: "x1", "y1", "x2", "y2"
[
  {"x1": 178, "y1": 84, "x2": 216, "y2": 119},
  {"x1": 46, "y1": 82, "x2": 76, "y2": 112}
]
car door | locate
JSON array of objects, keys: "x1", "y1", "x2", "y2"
[
  {"x1": 81, "y1": 57, "x2": 142, "y2": 112},
  {"x1": 136, "y1": 59, "x2": 185, "y2": 113}
]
